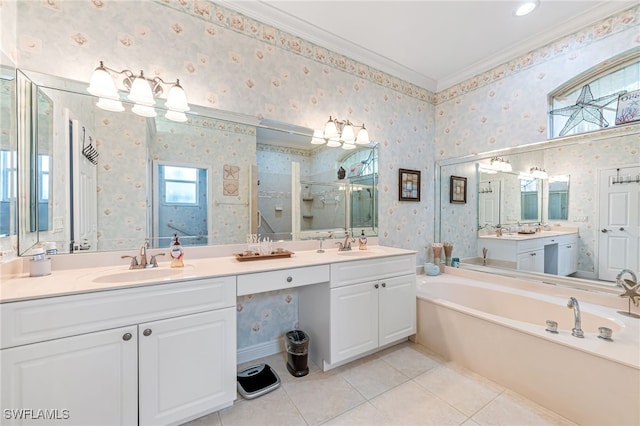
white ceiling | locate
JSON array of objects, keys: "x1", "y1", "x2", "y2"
[{"x1": 220, "y1": 1, "x2": 636, "y2": 92}]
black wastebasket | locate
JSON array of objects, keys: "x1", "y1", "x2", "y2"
[{"x1": 285, "y1": 330, "x2": 309, "y2": 377}]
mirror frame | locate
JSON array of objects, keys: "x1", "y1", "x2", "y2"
[{"x1": 435, "y1": 122, "x2": 640, "y2": 294}]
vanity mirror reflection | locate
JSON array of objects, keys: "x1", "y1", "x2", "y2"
[
  {"x1": 0, "y1": 65, "x2": 17, "y2": 255},
  {"x1": 13, "y1": 70, "x2": 378, "y2": 255},
  {"x1": 438, "y1": 124, "x2": 640, "y2": 286}
]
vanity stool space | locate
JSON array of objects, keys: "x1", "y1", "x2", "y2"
[
  {"x1": 0, "y1": 277, "x2": 237, "y2": 426},
  {"x1": 299, "y1": 254, "x2": 416, "y2": 371}
]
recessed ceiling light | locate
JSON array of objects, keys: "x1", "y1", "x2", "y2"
[{"x1": 515, "y1": 1, "x2": 539, "y2": 17}]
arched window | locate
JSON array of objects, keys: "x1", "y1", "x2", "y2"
[
  {"x1": 548, "y1": 51, "x2": 639, "y2": 139},
  {"x1": 339, "y1": 148, "x2": 378, "y2": 178}
]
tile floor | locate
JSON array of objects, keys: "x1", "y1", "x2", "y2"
[{"x1": 182, "y1": 342, "x2": 575, "y2": 426}]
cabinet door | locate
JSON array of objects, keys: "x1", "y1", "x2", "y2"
[
  {"x1": 378, "y1": 274, "x2": 416, "y2": 346},
  {"x1": 558, "y1": 243, "x2": 577, "y2": 276},
  {"x1": 330, "y1": 281, "x2": 378, "y2": 363},
  {"x1": 1, "y1": 326, "x2": 137, "y2": 426},
  {"x1": 517, "y1": 249, "x2": 544, "y2": 273},
  {"x1": 138, "y1": 308, "x2": 236, "y2": 426}
]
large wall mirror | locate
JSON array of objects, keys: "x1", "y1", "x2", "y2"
[
  {"x1": 13, "y1": 70, "x2": 378, "y2": 255},
  {"x1": 0, "y1": 64, "x2": 17, "y2": 256},
  {"x1": 438, "y1": 124, "x2": 640, "y2": 288}
]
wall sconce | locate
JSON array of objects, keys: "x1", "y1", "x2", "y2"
[
  {"x1": 311, "y1": 116, "x2": 370, "y2": 149},
  {"x1": 87, "y1": 61, "x2": 190, "y2": 122},
  {"x1": 530, "y1": 167, "x2": 548, "y2": 179}
]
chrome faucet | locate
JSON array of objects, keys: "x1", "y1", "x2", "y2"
[
  {"x1": 140, "y1": 239, "x2": 149, "y2": 267},
  {"x1": 567, "y1": 297, "x2": 584, "y2": 338},
  {"x1": 336, "y1": 228, "x2": 355, "y2": 251},
  {"x1": 121, "y1": 239, "x2": 163, "y2": 269}
]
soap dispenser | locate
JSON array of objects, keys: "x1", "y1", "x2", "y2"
[
  {"x1": 358, "y1": 230, "x2": 367, "y2": 250},
  {"x1": 170, "y1": 234, "x2": 184, "y2": 268}
]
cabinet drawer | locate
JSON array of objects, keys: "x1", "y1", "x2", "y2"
[
  {"x1": 517, "y1": 238, "x2": 544, "y2": 253},
  {"x1": 1, "y1": 276, "x2": 236, "y2": 349},
  {"x1": 237, "y1": 265, "x2": 330, "y2": 296},
  {"x1": 331, "y1": 255, "x2": 415, "y2": 288},
  {"x1": 545, "y1": 234, "x2": 577, "y2": 246}
]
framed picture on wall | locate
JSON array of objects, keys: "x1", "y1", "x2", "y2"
[
  {"x1": 450, "y1": 175, "x2": 467, "y2": 204},
  {"x1": 399, "y1": 168, "x2": 420, "y2": 201}
]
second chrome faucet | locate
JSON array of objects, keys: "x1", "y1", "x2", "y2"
[{"x1": 121, "y1": 239, "x2": 165, "y2": 269}]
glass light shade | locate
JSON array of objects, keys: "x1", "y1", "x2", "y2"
[
  {"x1": 326, "y1": 138, "x2": 342, "y2": 148},
  {"x1": 310, "y1": 129, "x2": 326, "y2": 145},
  {"x1": 165, "y1": 110, "x2": 188, "y2": 122},
  {"x1": 96, "y1": 97, "x2": 124, "y2": 112},
  {"x1": 131, "y1": 103, "x2": 157, "y2": 118},
  {"x1": 323, "y1": 118, "x2": 339, "y2": 140},
  {"x1": 341, "y1": 142, "x2": 356, "y2": 150},
  {"x1": 128, "y1": 73, "x2": 155, "y2": 106},
  {"x1": 87, "y1": 67, "x2": 119, "y2": 99},
  {"x1": 165, "y1": 82, "x2": 190, "y2": 112},
  {"x1": 340, "y1": 123, "x2": 355, "y2": 143},
  {"x1": 355, "y1": 127, "x2": 370, "y2": 145}
]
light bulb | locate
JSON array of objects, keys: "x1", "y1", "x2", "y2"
[
  {"x1": 341, "y1": 122, "x2": 355, "y2": 143},
  {"x1": 96, "y1": 98, "x2": 124, "y2": 112},
  {"x1": 323, "y1": 117, "x2": 339, "y2": 140},
  {"x1": 165, "y1": 110, "x2": 188, "y2": 122},
  {"x1": 131, "y1": 103, "x2": 157, "y2": 118},
  {"x1": 310, "y1": 129, "x2": 326, "y2": 145},
  {"x1": 355, "y1": 126, "x2": 370, "y2": 145}
]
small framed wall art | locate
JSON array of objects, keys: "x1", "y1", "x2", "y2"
[
  {"x1": 399, "y1": 168, "x2": 420, "y2": 201},
  {"x1": 450, "y1": 175, "x2": 467, "y2": 204}
]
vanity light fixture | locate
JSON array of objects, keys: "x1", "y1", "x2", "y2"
[
  {"x1": 87, "y1": 61, "x2": 190, "y2": 122},
  {"x1": 313, "y1": 116, "x2": 370, "y2": 149},
  {"x1": 514, "y1": 0, "x2": 539, "y2": 17},
  {"x1": 489, "y1": 157, "x2": 512, "y2": 172},
  {"x1": 530, "y1": 167, "x2": 548, "y2": 179}
]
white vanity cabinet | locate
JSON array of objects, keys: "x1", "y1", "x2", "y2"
[
  {"x1": 0, "y1": 276, "x2": 237, "y2": 426},
  {"x1": 479, "y1": 232, "x2": 577, "y2": 276},
  {"x1": 299, "y1": 254, "x2": 416, "y2": 370}
]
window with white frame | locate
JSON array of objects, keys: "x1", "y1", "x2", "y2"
[{"x1": 162, "y1": 165, "x2": 198, "y2": 205}]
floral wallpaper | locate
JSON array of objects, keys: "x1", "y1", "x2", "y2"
[{"x1": 4, "y1": 0, "x2": 638, "y2": 351}]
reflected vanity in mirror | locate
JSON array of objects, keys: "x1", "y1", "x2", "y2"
[
  {"x1": 0, "y1": 64, "x2": 17, "y2": 256},
  {"x1": 438, "y1": 124, "x2": 640, "y2": 287},
  {"x1": 13, "y1": 70, "x2": 378, "y2": 255}
]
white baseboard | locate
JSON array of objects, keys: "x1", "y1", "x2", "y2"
[{"x1": 237, "y1": 338, "x2": 284, "y2": 364}]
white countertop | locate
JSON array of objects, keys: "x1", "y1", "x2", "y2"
[
  {"x1": 478, "y1": 230, "x2": 577, "y2": 241},
  {"x1": 0, "y1": 245, "x2": 416, "y2": 303}
]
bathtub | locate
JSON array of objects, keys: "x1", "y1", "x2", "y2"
[{"x1": 415, "y1": 269, "x2": 640, "y2": 426}]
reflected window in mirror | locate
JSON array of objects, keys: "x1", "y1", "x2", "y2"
[
  {"x1": 0, "y1": 150, "x2": 16, "y2": 236},
  {"x1": 549, "y1": 51, "x2": 639, "y2": 138},
  {"x1": 548, "y1": 175, "x2": 570, "y2": 220},
  {"x1": 520, "y1": 178, "x2": 539, "y2": 221},
  {"x1": 155, "y1": 163, "x2": 208, "y2": 248},
  {"x1": 37, "y1": 154, "x2": 50, "y2": 231}
]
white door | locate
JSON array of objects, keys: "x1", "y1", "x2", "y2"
[
  {"x1": 1, "y1": 326, "x2": 138, "y2": 426},
  {"x1": 478, "y1": 180, "x2": 501, "y2": 226},
  {"x1": 378, "y1": 274, "x2": 416, "y2": 346},
  {"x1": 70, "y1": 118, "x2": 98, "y2": 251},
  {"x1": 330, "y1": 281, "x2": 378, "y2": 363},
  {"x1": 138, "y1": 308, "x2": 236, "y2": 426},
  {"x1": 598, "y1": 166, "x2": 640, "y2": 282}
]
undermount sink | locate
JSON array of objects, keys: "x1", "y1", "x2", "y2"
[{"x1": 91, "y1": 267, "x2": 184, "y2": 284}]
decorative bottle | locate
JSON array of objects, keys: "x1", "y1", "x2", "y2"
[{"x1": 170, "y1": 233, "x2": 184, "y2": 268}]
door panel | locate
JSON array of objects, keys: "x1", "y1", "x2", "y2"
[{"x1": 598, "y1": 167, "x2": 639, "y2": 281}]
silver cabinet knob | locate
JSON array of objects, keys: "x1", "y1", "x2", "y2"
[
  {"x1": 143, "y1": 329, "x2": 152, "y2": 337},
  {"x1": 122, "y1": 333, "x2": 132, "y2": 341},
  {"x1": 381, "y1": 282, "x2": 386, "y2": 288},
  {"x1": 374, "y1": 283, "x2": 379, "y2": 289},
  {"x1": 286, "y1": 276, "x2": 293, "y2": 283}
]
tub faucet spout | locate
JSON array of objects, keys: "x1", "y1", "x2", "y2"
[{"x1": 567, "y1": 297, "x2": 584, "y2": 338}]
